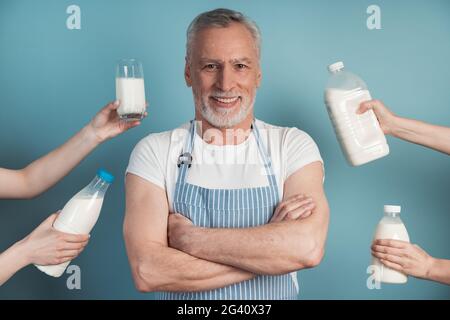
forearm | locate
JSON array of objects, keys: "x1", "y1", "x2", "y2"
[
  {"x1": 0, "y1": 240, "x2": 30, "y2": 286},
  {"x1": 427, "y1": 257, "x2": 450, "y2": 285},
  {"x1": 180, "y1": 217, "x2": 326, "y2": 275},
  {"x1": 392, "y1": 116, "x2": 450, "y2": 155},
  {"x1": 22, "y1": 124, "x2": 101, "y2": 197},
  {"x1": 133, "y1": 243, "x2": 255, "y2": 292}
]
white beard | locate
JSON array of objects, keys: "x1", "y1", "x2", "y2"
[{"x1": 200, "y1": 96, "x2": 254, "y2": 129}]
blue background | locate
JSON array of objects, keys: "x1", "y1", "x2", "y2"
[{"x1": 0, "y1": 0, "x2": 449, "y2": 299}]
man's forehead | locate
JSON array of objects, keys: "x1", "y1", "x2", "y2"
[
  {"x1": 198, "y1": 57, "x2": 254, "y2": 64},
  {"x1": 192, "y1": 37, "x2": 259, "y2": 61},
  {"x1": 197, "y1": 23, "x2": 253, "y2": 37},
  {"x1": 189, "y1": 23, "x2": 259, "y2": 62},
  {"x1": 193, "y1": 25, "x2": 256, "y2": 46}
]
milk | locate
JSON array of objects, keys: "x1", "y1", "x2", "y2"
[
  {"x1": 371, "y1": 206, "x2": 410, "y2": 284},
  {"x1": 35, "y1": 169, "x2": 113, "y2": 277},
  {"x1": 54, "y1": 197, "x2": 104, "y2": 234},
  {"x1": 35, "y1": 197, "x2": 104, "y2": 277},
  {"x1": 325, "y1": 62, "x2": 389, "y2": 166},
  {"x1": 116, "y1": 77, "x2": 146, "y2": 120}
]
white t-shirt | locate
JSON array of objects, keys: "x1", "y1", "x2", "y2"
[{"x1": 126, "y1": 119, "x2": 324, "y2": 212}]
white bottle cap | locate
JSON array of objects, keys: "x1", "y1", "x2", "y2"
[
  {"x1": 328, "y1": 61, "x2": 344, "y2": 73},
  {"x1": 384, "y1": 205, "x2": 401, "y2": 213}
]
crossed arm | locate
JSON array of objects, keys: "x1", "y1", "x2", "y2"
[
  {"x1": 123, "y1": 174, "x2": 254, "y2": 292},
  {"x1": 124, "y1": 161, "x2": 329, "y2": 292}
]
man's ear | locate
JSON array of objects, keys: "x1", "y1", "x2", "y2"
[
  {"x1": 185, "y1": 57, "x2": 192, "y2": 87},
  {"x1": 256, "y1": 68, "x2": 262, "y2": 88}
]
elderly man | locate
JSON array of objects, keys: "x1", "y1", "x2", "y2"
[{"x1": 124, "y1": 8, "x2": 329, "y2": 300}]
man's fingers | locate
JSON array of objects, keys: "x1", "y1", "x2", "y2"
[
  {"x1": 286, "y1": 209, "x2": 312, "y2": 221},
  {"x1": 169, "y1": 213, "x2": 188, "y2": 222},
  {"x1": 278, "y1": 199, "x2": 314, "y2": 220},
  {"x1": 285, "y1": 201, "x2": 315, "y2": 220},
  {"x1": 273, "y1": 194, "x2": 308, "y2": 220},
  {"x1": 273, "y1": 200, "x2": 314, "y2": 222},
  {"x1": 272, "y1": 196, "x2": 311, "y2": 222}
]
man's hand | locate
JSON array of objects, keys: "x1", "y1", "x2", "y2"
[
  {"x1": 87, "y1": 101, "x2": 148, "y2": 143},
  {"x1": 168, "y1": 213, "x2": 195, "y2": 252},
  {"x1": 270, "y1": 194, "x2": 315, "y2": 222},
  {"x1": 371, "y1": 239, "x2": 434, "y2": 279}
]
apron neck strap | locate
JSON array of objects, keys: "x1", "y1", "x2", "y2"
[
  {"x1": 177, "y1": 120, "x2": 196, "y2": 184},
  {"x1": 176, "y1": 119, "x2": 279, "y2": 199}
]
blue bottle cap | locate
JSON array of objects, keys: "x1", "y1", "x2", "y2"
[{"x1": 97, "y1": 168, "x2": 115, "y2": 183}]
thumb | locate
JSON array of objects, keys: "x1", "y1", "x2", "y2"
[
  {"x1": 110, "y1": 100, "x2": 120, "y2": 110},
  {"x1": 36, "y1": 212, "x2": 59, "y2": 230},
  {"x1": 102, "y1": 100, "x2": 120, "y2": 113},
  {"x1": 46, "y1": 211, "x2": 61, "y2": 224},
  {"x1": 357, "y1": 101, "x2": 372, "y2": 114},
  {"x1": 124, "y1": 120, "x2": 141, "y2": 131}
]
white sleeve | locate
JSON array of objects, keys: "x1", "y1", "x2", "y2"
[
  {"x1": 284, "y1": 127, "x2": 324, "y2": 181},
  {"x1": 126, "y1": 135, "x2": 166, "y2": 190}
]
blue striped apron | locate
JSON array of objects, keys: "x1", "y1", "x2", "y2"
[{"x1": 158, "y1": 119, "x2": 298, "y2": 300}]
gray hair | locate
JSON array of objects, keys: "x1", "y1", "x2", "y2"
[{"x1": 186, "y1": 8, "x2": 261, "y2": 60}]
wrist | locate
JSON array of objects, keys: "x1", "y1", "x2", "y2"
[
  {"x1": 384, "y1": 114, "x2": 399, "y2": 136},
  {"x1": 389, "y1": 115, "x2": 409, "y2": 138},
  {"x1": 426, "y1": 256, "x2": 438, "y2": 280},
  {"x1": 183, "y1": 226, "x2": 203, "y2": 256},
  {"x1": 11, "y1": 238, "x2": 32, "y2": 267},
  {"x1": 83, "y1": 123, "x2": 104, "y2": 146}
]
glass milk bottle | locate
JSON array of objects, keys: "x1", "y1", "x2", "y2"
[
  {"x1": 372, "y1": 205, "x2": 410, "y2": 284},
  {"x1": 324, "y1": 61, "x2": 389, "y2": 166},
  {"x1": 116, "y1": 59, "x2": 146, "y2": 121},
  {"x1": 35, "y1": 169, "x2": 114, "y2": 277}
]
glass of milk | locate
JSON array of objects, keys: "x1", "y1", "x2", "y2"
[
  {"x1": 371, "y1": 205, "x2": 410, "y2": 284},
  {"x1": 116, "y1": 59, "x2": 146, "y2": 121}
]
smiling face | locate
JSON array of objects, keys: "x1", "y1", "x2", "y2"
[{"x1": 185, "y1": 22, "x2": 262, "y2": 129}]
